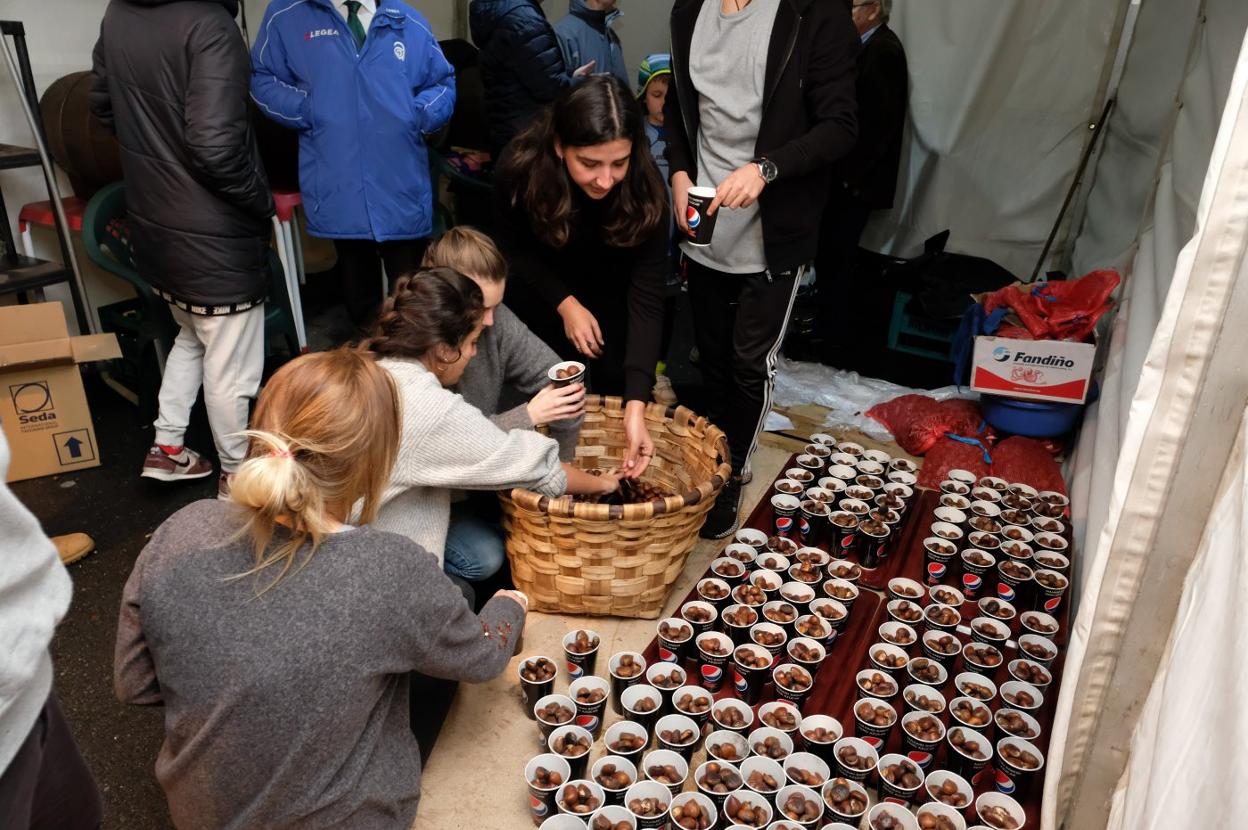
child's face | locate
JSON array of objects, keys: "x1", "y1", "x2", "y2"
[{"x1": 644, "y1": 75, "x2": 669, "y2": 126}]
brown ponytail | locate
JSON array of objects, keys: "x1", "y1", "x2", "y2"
[
  {"x1": 361, "y1": 266, "x2": 485, "y2": 362},
  {"x1": 228, "y1": 347, "x2": 399, "y2": 594}
]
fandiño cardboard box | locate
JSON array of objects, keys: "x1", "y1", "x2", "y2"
[{"x1": 970, "y1": 335, "x2": 1097, "y2": 404}]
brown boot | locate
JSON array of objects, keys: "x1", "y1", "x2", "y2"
[{"x1": 53, "y1": 533, "x2": 95, "y2": 566}]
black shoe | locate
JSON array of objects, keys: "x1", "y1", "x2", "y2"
[{"x1": 700, "y1": 477, "x2": 743, "y2": 540}]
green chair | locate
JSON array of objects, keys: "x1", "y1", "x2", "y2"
[{"x1": 82, "y1": 181, "x2": 300, "y2": 367}]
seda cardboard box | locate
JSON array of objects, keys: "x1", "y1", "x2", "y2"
[
  {"x1": 970, "y1": 335, "x2": 1096, "y2": 404},
  {"x1": 0, "y1": 302, "x2": 121, "y2": 482}
]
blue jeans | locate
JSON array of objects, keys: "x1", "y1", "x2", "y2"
[{"x1": 443, "y1": 512, "x2": 507, "y2": 582}]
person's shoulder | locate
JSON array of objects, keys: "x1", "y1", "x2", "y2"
[
  {"x1": 141, "y1": 499, "x2": 244, "y2": 569},
  {"x1": 344, "y1": 525, "x2": 441, "y2": 574},
  {"x1": 258, "y1": 0, "x2": 312, "y2": 23}
]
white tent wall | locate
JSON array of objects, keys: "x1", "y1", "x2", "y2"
[
  {"x1": 862, "y1": 0, "x2": 1122, "y2": 278},
  {"x1": 1047, "y1": 7, "x2": 1248, "y2": 826}
]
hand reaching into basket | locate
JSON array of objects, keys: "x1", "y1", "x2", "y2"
[
  {"x1": 563, "y1": 464, "x2": 623, "y2": 496},
  {"x1": 623, "y1": 400, "x2": 654, "y2": 479}
]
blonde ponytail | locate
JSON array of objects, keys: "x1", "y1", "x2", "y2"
[{"x1": 227, "y1": 348, "x2": 400, "y2": 595}]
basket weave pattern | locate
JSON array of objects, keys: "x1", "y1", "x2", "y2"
[{"x1": 500, "y1": 396, "x2": 731, "y2": 618}]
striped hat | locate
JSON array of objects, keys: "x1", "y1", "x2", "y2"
[{"x1": 637, "y1": 52, "x2": 672, "y2": 98}]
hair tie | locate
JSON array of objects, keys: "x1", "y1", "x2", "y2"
[{"x1": 269, "y1": 449, "x2": 293, "y2": 459}]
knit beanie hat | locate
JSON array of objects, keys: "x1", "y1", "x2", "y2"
[{"x1": 637, "y1": 52, "x2": 672, "y2": 98}]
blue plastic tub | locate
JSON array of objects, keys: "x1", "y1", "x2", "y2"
[{"x1": 979, "y1": 394, "x2": 1086, "y2": 438}]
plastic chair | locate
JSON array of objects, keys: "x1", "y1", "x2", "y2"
[{"x1": 82, "y1": 182, "x2": 300, "y2": 365}]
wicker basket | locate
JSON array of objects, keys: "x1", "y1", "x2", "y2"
[{"x1": 500, "y1": 396, "x2": 731, "y2": 618}]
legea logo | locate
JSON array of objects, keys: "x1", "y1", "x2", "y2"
[
  {"x1": 304, "y1": 28, "x2": 340, "y2": 40},
  {"x1": 992, "y1": 346, "x2": 1011, "y2": 362}
]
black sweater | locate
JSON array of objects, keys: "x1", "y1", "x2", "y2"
[
  {"x1": 664, "y1": 0, "x2": 859, "y2": 274},
  {"x1": 493, "y1": 179, "x2": 668, "y2": 403}
]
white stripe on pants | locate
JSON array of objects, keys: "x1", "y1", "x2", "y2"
[{"x1": 153, "y1": 303, "x2": 265, "y2": 472}]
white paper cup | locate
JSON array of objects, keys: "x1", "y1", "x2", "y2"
[
  {"x1": 624, "y1": 780, "x2": 672, "y2": 830},
  {"x1": 705, "y1": 729, "x2": 749, "y2": 764},
  {"x1": 975, "y1": 791, "x2": 1026, "y2": 829},
  {"x1": 773, "y1": 783, "x2": 823, "y2": 827},
  {"x1": 555, "y1": 779, "x2": 606, "y2": 818},
  {"x1": 867, "y1": 802, "x2": 920, "y2": 830},
  {"x1": 641, "y1": 747, "x2": 689, "y2": 797},
  {"x1": 741, "y1": 755, "x2": 786, "y2": 797},
  {"x1": 782, "y1": 751, "x2": 830, "y2": 790},
  {"x1": 830, "y1": 736, "x2": 877, "y2": 782},
  {"x1": 916, "y1": 801, "x2": 968, "y2": 830}
]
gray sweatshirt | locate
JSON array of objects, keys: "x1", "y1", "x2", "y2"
[
  {"x1": 457, "y1": 302, "x2": 581, "y2": 461},
  {"x1": 114, "y1": 500, "x2": 525, "y2": 830}
]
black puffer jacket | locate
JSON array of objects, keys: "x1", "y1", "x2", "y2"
[
  {"x1": 469, "y1": 0, "x2": 573, "y2": 155},
  {"x1": 89, "y1": 0, "x2": 273, "y2": 310}
]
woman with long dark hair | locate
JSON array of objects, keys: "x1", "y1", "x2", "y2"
[{"x1": 494, "y1": 74, "x2": 669, "y2": 477}]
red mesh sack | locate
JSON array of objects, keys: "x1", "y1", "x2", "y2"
[
  {"x1": 866, "y1": 395, "x2": 946, "y2": 455},
  {"x1": 990, "y1": 436, "x2": 1066, "y2": 495},
  {"x1": 917, "y1": 436, "x2": 992, "y2": 489}
]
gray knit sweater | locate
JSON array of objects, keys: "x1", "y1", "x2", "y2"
[
  {"x1": 457, "y1": 303, "x2": 581, "y2": 461},
  {"x1": 374, "y1": 357, "x2": 567, "y2": 562},
  {"x1": 114, "y1": 500, "x2": 525, "y2": 830}
]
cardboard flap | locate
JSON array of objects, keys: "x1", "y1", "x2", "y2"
[
  {"x1": 0, "y1": 302, "x2": 70, "y2": 346},
  {"x1": 0, "y1": 338, "x2": 74, "y2": 370},
  {"x1": 71, "y1": 334, "x2": 122, "y2": 363}
]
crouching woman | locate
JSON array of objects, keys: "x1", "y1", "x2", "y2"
[{"x1": 113, "y1": 347, "x2": 527, "y2": 829}]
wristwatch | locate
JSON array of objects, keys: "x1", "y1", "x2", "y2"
[{"x1": 752, "y1": 157, "x2": 778, "y2": 183}]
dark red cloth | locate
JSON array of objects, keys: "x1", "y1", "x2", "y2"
[
  {"x1": 989, "y1": 436, "x2": 1067, "y2": 495},
  {"x1": 917, "y1": 436, "x2": 992, "y2": 489}
]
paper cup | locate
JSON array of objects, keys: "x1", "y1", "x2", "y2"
[
  {"x1": 779, "y1": 582, "x2": 815, "y2": 619},
  {"x1": 732, "y1": 643, "x2": 773, "y2": 705},
  {"x1": 836, "y1": 440, "x2": 865, "y2": 456},
  {"x1": 940, "y1": 479, "x2": 971, "y2": 496},
  {"x1": 695, "y1": 757, "x2": 743, "y2": 814},
  {"x1": 547, "y1": 724, "x2": 594, "y2": 779},
  {"x1": 750, "y1": 621, "x2": 789, "y2": 659},
  {"x1": 821, "y1": 775, "x2": 870, "y2": 825},
  {"x1": 527, "y1": 753, "x2": 574, "y2": 827},
  {"x1": 856, "y1": 521, "x2": 891, "y2": 569},
  {"x1": 796, "y1": 454, "x2": 824, "y2": 474},
  {"x1": 684, "y1": 186, "x2": 718, "y2": 246},
  {"x1": 831, "y1": 737, "x2": 878, "y2": 782},
  {"x1": 906, "y1": 656, "x2": 949, "y2": 689},
  {"x1": 994, "y1": 707, "x2": 1043, "y2": 742},
  {"x1": 537, "y1": 815, "x2": 586, "y2": 830},
  {"x1": 786, "y1": 467, "x2": 815, "y2": 485},
  {"x1": 809, "y1": 433, "x2": 837, "y2": 447},
  {"x1": 587, "y1": 805, "x2": 636, "y2": 829},
  {"x1": 900, "y1": 710, "x2": 946, "y2": 770},
  {"x1": 972, "y1": 484, "x2": 1003, "y2": 503},
  {"x1": 786, "y1": 634, "x2": 828, "y2": 680},
  {"x1": 923, "y1": 769, "x2": 973, "y2": 812},
  {"x1": 867, "y1": 641, "x2": 910, "y2": 677},
  {"x1": 724, "y1": 543, "x2": 759, "y2": 566},
  {"x1": 902, "y1": 683, "x2": 946, "y2": 716},
  {"x1": 548, "y1": 360, "x2": 586, "y2": 388},
  {"x1": 920, "y1": 629, "x2": 960, "y2": 667},
  {"x1": 669, "y1": 792, "x2": 717, "y2": 830},
  {"x1": 773, "y1": 783, "x2": 823, "y2": 827},
  {"x1": 960, "y1": 548, "x2": 997, "y2": 599},
  {"x1": 887, "y1": 598, "x2": 924, "y2": 627},
  {"x1": 592, "y1": 755, "x2": 639, "y2": 807},
  {"x1": 916, "y1": 801, "x2": 968, "y2": 830},
  {"x1": 995, "y1": 560, "x2": 1034, "y2": 605},
  {"x1": 1032, "y1": 568, "x2": 1070, "y2": 613},
  {"x1": 722, "y1": 604, "x2": 760, "y2": 646},
  {"x1": 798, "y1": 714, "x2": 842, "y2": 766},
  {"x1": 645, "y1": 661, "x2": 686, "y2": 715},
  {"x1": 876, "y1": 752, "x2": 926, "y2": 806},
  {"x1": 1019, "y1": 610, "x2": 1060, "y2": 639},
  {"x1": 624, "y1": 780, "x2": 672, "y2": 830},
  {"x1": 620, "y1": 687, "x2": 662, "y2": 739},
  {"x1": 923, "y1": 602, "x2": 962, "y2": 635},
  {"x1": 955, "y1": 672, "x2": 998, "y2": 704},
  {"x1": 948, "y1": 696, "x2": 993, "y2": 733},
  {"x1": 773, "y1": 477, "x2": 805, "y2": 498},
  {"x1": 1033, "y1": 549, "x2": 1070, "y2": 575},
  {"x1": 735, "y1": 527, "x2": 768, "y2": 552},
  {"x1": 672, "y1": 685, "x2": 714, "y2": 733},
  {"x1": 721, "y1": 788, "x2": 773, "y2": 828},
  {"x1": 696, "y1": 577, "x2": 732, "y2": 611},
  {"x1": 887, "y1": 577, "x2": 925, "y2": 603},
  {"x1": 1029, "y1": 514, "x2": 1067, "y2": 535},
  {"x1": 826, "y1": 511, "x2": 861, "y2": 560},
  {"x1": 757, "y1": 701, "x2": 803, "y2": 739},
  {"x1": 825, "y1": 559, "x2": 862, "y2": 584},
  {"x1": 962, "y1": 641, "x2": 1004, "y2": 675},
  {"x1": 535, "y1": 693, "x2": 577, "y2": 746},
  {"x1": 555, "y1": 779, "x2": 606, "y2": 819},
  {"x1": 772, "y1": 494, "x2": 801, "y2": 536},
  {"x1": 1017, "y1": 634, "x2": 1059, "y2": 668},
  {"x1": 930, "y1": 583, "x2": 966, "y2": 610},
  {"x1": 1007, "y1": 658, "x2": 1052, "y2": 689},
  {"x1": 856, "y1": 669, "x2": 898, "y2": 702},
  {"x1": 1000, "y1": 680, "x2": 1044, "y2": 713},
  {"x1": 711, "y1": 556, "x2": 749, "y2": 585},
  {"x1": 711, "y1": 697, "x2": 755, "y2": 736},
  {"x1": 519, "y1": 656, "x2": 558, "y2": 719},
  {"x1": 642, "y1": 747, "x2": 690, "y2": 797},
  {"x1": 705, "y1": 729, "x2": 749, "y2": 765},
  {"x1": 563, "y1": 630, "x2": 601, "y2": 681},
  {"x1": 772, "y1": 662, "x2": 815, "y2": 707},
  {"x1": 741, "y1": 755, "x2": 786, "y2": 799},
  {"x1": 878, "y1": 620, "x2": 917, "y2": 650},
  {"x1": 752, "y1": 569, "x2": 784, "y2": 601},
  {"x1": 747, "y1": 726, "x2": 795, "y2": 761},
  {"x1": 887, "y1": 469, "x2": 918, "y2": 487},
  {"x1": 978, "y1": 596, "x2": 1017, "y2": 626},
  {"x1": 975, "y1": 791, "x2": 1026, "y2": 830},
  {"x1": 924, "y1": 537, "x2": 960, "y2": 586},
  {"x1": 945, "y1": 725, "x2": 994, "y2": 781},
  {"x1": 867, "y1": 802, "x2": 920, "y2": 830},
  {"x1": 970, "y1": 617, "x2": 1011, "y2": 648},
  {"x1": 851, "y1": 696, "x2": 897, "y2": 745},
  {"x1": 609, "y1": 652, "x2": 648, "y2": 716},
  {"x1": 968, "y1": 530, "x2": 1001, "y2": 552},
  {"x1": 798, "y1": 499, "x2": 828, "y2": 546},
  {"x1": 569, "y1": 676, "x2": 609, "y2": 738},
  {"x1": 656, "y1": 618, "x2": 694, "y2": 665},
  {"x1": 693, "y1": 632, "x2": 732, "y2": 692}
]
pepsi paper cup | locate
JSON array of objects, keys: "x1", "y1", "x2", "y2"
[
  {"x1": 799, "y1": 714, "x2": 843, "y2": 766},
  {"x1": 821, "y1": 776, "x2": 869, "y2": 825},
  {"x1": 924, "y1": 537, "x2": 959, "y2": 586},
  {"x1": 534, "y1": 693, "x2": 576, "y2": 747},
  {"x1": 672, "y1": 685, "x2": 714, "y2": 732},
  {"x1": 723, "y1": 542, "x2": 758, "y2": 566},
  {"x1": 555, "y1": 779, "x2": 605, "y2": 819},
  {"x1": 563, "y1": 629, "x2": 601, "y2": 681},
  {"x1": 923, "y1": 769, "x2": 973, "y2": 813},
  {"x1": 696, "y1": 632, "x2": 733, "y2": 692},
  {"x1": 684, "y1": 186, "x2": 719, "y2": 246},
  {"x1": 795, "y1": 453, "x2": 825, "y2": 474},
  {"x1": 547, "y1": 724, "x2": 594, "y2": 780},
  {"x1": 826, "y1": 511, "x2": 860, "y2": 560},
  {"x1": 751, "y1": 569, "x2": 783, "y2": 601},
  {"x1": 654, "y1": 717, "x2": 700, "y2": 766},
  {"x1": 831, "y1": 736, "x2": 878, "y2": 782},
  {"x1": 876, "y1": 752, "x2": 926, "y2": 806},
  {"x1": 642, "y1": 748, "x2": 689, "y2": 799},
  {"x1": 518, "y1": 656, "x2": 558, "y2": 720},
  {"x1": 1032, "y1": 568, "x2": 1069, "y2": 613},
  {"x1": 857, "y1": 520, "x2": 890, "y2": 570},
  {"x1": 656, "y1": 617, "x2": 693, "y2": 664},
  {"x1": 593, "y1": 755, "x2": 640, "y2": 805},
  {"x1": 852, "y1": 696, "x2": 897, "y2": 745},
  {"x1": 798, "y1": 499, "x2": 828, "y2": 546},
  {"x1": 772, "y1": 662, "x2": 814, "y2": 708},
  {"x1": 825, "y1": 559, "x2": 861, "y2": 584},
  {"x1": 604, "y1": 720, "x2": 650, "y2": 765},
  {"x1": 906, "y1": 656, "x2": 949, "y2": 690},
  {"x1": 856, "y1": 669, "x2": 898, "y2": 702},
  {"x1": 960, "y1": 549, "x2": 996, "y2": 599},
  {"x1": 995, "y1": 560, "x2": 1033, "y2": 605},
  {"x1": 975, "y1": 791, "x2": 1026, "y2": 830},
  {"x1": 900, "y1": 710, "x2": 946, "y2": 771},
  {"x1": 758, "y1": 701, "x2": 803, "y2": 741},
  {"x1": 732, "y1": 643, "x2": 773, "y2": 704},
  {"x1": 945, "y1": 725, "x2": 994, "y2": 782},
  {"x1": 526, "y1": 753, "x2": 573, "y2": 827},
  {"x1": 569, "y1": 675, "x2": 609, "y2": 739},
  {"x1": 772, "y1": 494, "x2": 801, "y2": 536},
  {"x1": 624, "y1": 779, "x2": 672, "y2": 830},
  {"x1": 721, "y1": 604, "x2": 759, "y2": 646},
  {"x1": 645, "y1": 661, "x2": 686, "y2": 715},
  {"x1": 609, "y1": 651, "x2": 648, "y2": 716},
  {"x1": 620, "y1": 686, "x2": 662, "y2": 739}
]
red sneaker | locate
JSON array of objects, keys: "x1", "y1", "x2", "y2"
[{"x1": 140, "y1": 444, "x2": 214, "y2": 482}]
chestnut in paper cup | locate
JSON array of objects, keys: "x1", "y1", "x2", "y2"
[
  {"x1": 624, "y1": 780, "x2": 672, "y2": 830},
  {"x1": 641, "y1": 750, "x2": 689, "y2": 800},
  {"x1": 867, "y1": 802, "x2": 920, "y2": 830},
  {"x1": 887, "y1": 469, "x2": 918, "y2": 487},
  {"x1": 548, "y1": 360, "x2": 586, "y2": 388},
  {"x1": 962, "y1": 641, "x2": 1004, "y2": 675},
  {"x1": 972, "y1": 484, "x2": 1003, "y2": 503},
  {"x1": 929, "y1": 583, "x2": 965, "y2": 609},
  {"x1": 836, "y1": 440, "x2": 865, "y2": 456},
  {"x1": 748, "y1": 726, "x2": 795, "y2": 760},
  {"x1": 724, "y1": 543, "x2": 758, "y2": 566},
  {"x1": 786, "y1": 635, "x2": 827, "y2": 678},
  {"x1": 772, "y1": 662, "x2": 814, "y2": 707},
  {"x1": 555, "y1": 778, "x2": 606, "y2": 819},
  {"x1": 696, "y1": 632, "x2": 733, "y2": 692},
  {"x1": 587, "y1": 805, "x2": 636, "y2": 829},
  {"x1": 856, "y1": 668, "x2": 897, "y2": 702},
  {"x1": 534, "y1": 692, "x2": 576, "y2": 746},
  {"x1": 705, "y1": 729, "x2": 749, "y2": 765},
  {"x1": 940, "y1": 491, "x2": 971, "y2": 511},
  {"x1": 955, "y1": 671, "x2": 998, "y2": 704},
  {"x1": 609, "y1": 651, "x2": 648, "y2": 716},
  {"x1": 563, "y1": 629, "x2": 602, "y2": 680},
  {"x1": 757, "y1": 552, "x2": 791, "y2": 573},
  {"x1": 949, "y1": 696, "x2": 993, "y2": 733},
  {"x1": 731, "y1": 643, "x2": 773, "y2": 704},
  {"x1": 995, "y1": 707, "x2": 1043, "y2": 742},
  {"x1": 970, "y1": 616, "x2": 1010, "y2": 648},
  {"x1": 774, "y1": 783, "x2": 823, "y2": 828},
  {"x1": 808, "y1": 597, "x2": 849, "y2": 636},
  {"x1": 669, "y1": 792, "x2": 717, "y2": 830},
  {"x1": 1033, "y1": 549, "x2": 1070, "y2": 575},
  {"x1": 900, "y1": 710, "x2": 946, "y2": 771},
  {"x1": 656, "y1": 618, "x2": 693, "y2": 665},
  {"x1": 696, "y1": 577, "x2": 732, "y2": 611},
  {"x1": 945, "y1": 725, "x2": 994, "y2": 781},
  {"x1": 876, "y1": 751, "x2": 926, "y2": 805},
  {"x1": 831, "y1": 736, "x2": 878, "y2": 782},
  {"x1": 773, "y1": 478, "x2": 805, "y2": 497},
  {"x1": 934, "y1": 504, "x2": 968, "y2": 530},
  {"x1": 654, "y1": 717, "x2": 700, "y2": 766},
  {"x1": 735, "y1": 527, "x2": 768, "y2": 551},
  {"x1": 604, "y1": 722, "x2": 650, "y2": 767},
  {"x1": 916, "y1": 801, "x2": 967, "y2": 830},
  {"x1": 1008, "y1": 658, "x2": 1052, "y2": 689},
  {"x1": 878, "y1": 620, "x2": 917, "y2": 649},
  {"x1": 867, "y1": 641, "x2": 910, "y2": 677},
  {"x1": 886, "y1": 576, "x2": 924, "y2": 603},
  {"x1": 672, "y1": 685, "x2": 714, "y2": 732},
  {"x1": 809, "y1": 432, "x2": 837, "y2": 447},
  {"x1": 920, "y1": 629, "x2": 960, "y2": 666},
  {"x1": 1019, "y1": 610, "x2": 1060, "y2": 639},
  {"x1": 804, "y1": 442, "x2": 832, "y2": 459},
  {"x1": 620, "y1": 688, "x2": 661, "y2": 740},
  {"x1": 526, "y1": 753, "x2": 573, "y2": 828},
  {"x1": 740, "y1": 755, "x2": 785, "y2": 798},
  {"x1": 924, "y1": 769, "x2": 974, "y2": 812},
  {"x1": 799, "y1": 714, "x2": 843, "y2": 765},
  {"x1": 1032, "y1": 568, "x2": 1070, "y2": 613},
  {"x1": 978, "y1": 596, "x2": 1017, "y2": 625},
  {"x1": 711, "y1": 697, "x2": 755, "y2": 736},
  {"x1": 940, "y1": 479, "x2": 971, "y2": 496},
  {"x1": 975, "y1": 791, "x2": 1026, "y2": 830},
  {"x1": 1029, "y1": 514, "x2": 1067, "y2": 535},
  {"x1": 822, "y1": 776, "x2": 870, "y2": 825},
  {"x1": 569, "y1": 675, "x2": 609, "y2": 739},
  {"x1": 851, "y1": 696, "x2": 897, "y2": 743},
  {"x1": 782, "y1": 751, "x2": 830, "y2": 792},
  {"x1": 1017, "y1": 634, "x2": 1059, "y2": 668},
  {"x1": 548, "y1": 724, "x2": 594, "y2": 779},
  {"x1": 887, "y1": 598, "x2": 923, "y2": 627},
  {"x1": 519, "y1": 655, "x2": 559, "y2": 719},
  {"x1": 722, "y1": 603, "x2": 759, "y2": 646},
  {"x1": 902, "y1": 683, "x2": 946, "y2": 715},
  {"x1": 721, "y1": 788, "x2": 773, "y2": 828}
]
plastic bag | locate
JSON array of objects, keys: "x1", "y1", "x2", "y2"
[
  {"x1": 917, "y1": 436, "x2": 992, "y2": 489},
  {"x1": 989, "y1": 436, "x2": 1066, "y2": 495},
  {"x1": 981, "y1": 269, "x2": 1120, "y2": 342}
]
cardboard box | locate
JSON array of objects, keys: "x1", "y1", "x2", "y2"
[
  {"x1": 970, "y1": 335, "x2": 1096, "y2": 404},
  {"x1": 0, "y1": 303, "x2": 121, "y2": 482}
]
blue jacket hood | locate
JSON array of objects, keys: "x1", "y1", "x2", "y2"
[{"x1": 567, "y1": 0, "x2": 621, "y2": 31}]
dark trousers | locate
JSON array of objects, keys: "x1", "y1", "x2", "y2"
[
  {"x1": 814, "y1": 199, "x2": 871, "y2": 307},
  {"x1": 686, "y1": 258, "x2": 803, "y2": 476},
  {"x1": 334, "y1": 238, "x2": 429, "y2": 329},
  {"x1": 0, "y1": 692, "x2": 102, "y2": 830}
]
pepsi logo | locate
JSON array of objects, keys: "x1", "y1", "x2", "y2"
[
  {"x1": 994, "y1": 769, "x2": 1017, "y2": 794},
  {"x1": 530, "y1": 795, "x2": 549, "y2": 817},
  {"x1": 927, "y1": 562, "x2": 947, "y2": 580},
  {"x1": 863, "y1": 736, "x2": 883, "y2": 750},
  {"x1": 908, "y1": 750, "x2": 933, "y2": 768},
  {"x1": 963, "y1": 574, "x2": 983, "y2": 591},
  {"x1": 998, "y1": 584, "x2": 1016, "y2": 601},
  {"x1": 687, "y1": 206, "x2": 701, "y2": 229},
  {"x1": 701, "y1": 664, "x2": 723, "y2": 683},
  {"x1": 840, "y1": 536, "x2": 854, "y2": 549},
  {"x1": 733, "y1": 669, "x2": 749, "y2": 694},
  {"x1": 659, "y1": 647, "x2": 676, "y2": 662},
  {"x1": 884, "y1": 796, "x2": 907, "y2": 805},
  {"x1": 1044, "y1": 596, "x2": 1062, "y2": 611},
  {"x1": 567, "y1": 661, "x2": 583, "y2": 679},
  {"x1": 776, "y1": 517, "x2": 794, "y2": 533},
  {"x1": 576, "y1": 714, "x2": 599, "y2": 732}
]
